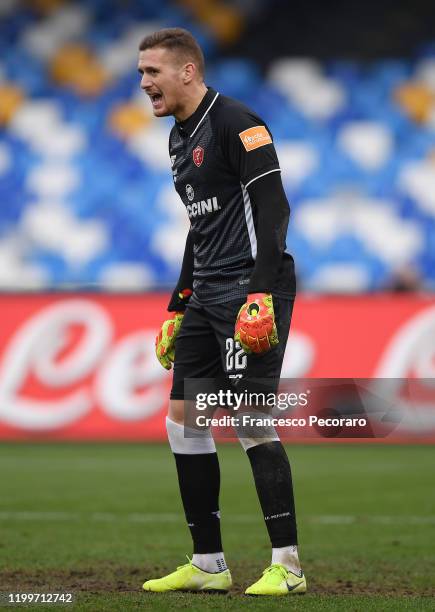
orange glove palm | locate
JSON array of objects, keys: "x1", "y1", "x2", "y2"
[{"x1": 234, "y1": 293, "x2": 279, "y2": 354}]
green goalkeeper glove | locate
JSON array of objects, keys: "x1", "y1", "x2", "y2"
[{"x1": 155, "y1": 312, "x2": 184, "y2": 370}]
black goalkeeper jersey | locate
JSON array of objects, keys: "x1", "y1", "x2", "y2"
[{"x1": 168, "y1": 86, "x2": 296, "y2": 305}]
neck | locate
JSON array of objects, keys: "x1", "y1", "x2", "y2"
[{"x1": 174, "y1": 82, "x2": 208, "y2": 122}]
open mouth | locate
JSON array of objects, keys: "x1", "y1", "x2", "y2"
[{"x1": 149, "y1": 93, "x2": 163, "y2": 108}]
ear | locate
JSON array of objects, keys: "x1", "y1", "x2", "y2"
[{"x1": 182, "y1": 62, "x2": 196, "y2": 84}]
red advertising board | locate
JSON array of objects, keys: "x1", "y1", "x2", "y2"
[{"x1": 0, "y1": 293, "x2": 434, "y2": 441}]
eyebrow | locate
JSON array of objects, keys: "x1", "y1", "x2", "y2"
[{"x1": 138, "y1": 66, "x2": 160, "y2": 75}]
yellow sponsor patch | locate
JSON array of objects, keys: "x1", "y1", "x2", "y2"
[{"x1": 239, "y1": 125, "x2": 272, "y2": 151}]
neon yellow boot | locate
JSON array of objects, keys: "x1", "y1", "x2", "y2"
[
  {"x1": 143, "y1": 558, "x2": 232, "y2": 593},
  {"x1": 245, "y1": 563, "x2": 306, "y2": 596}
]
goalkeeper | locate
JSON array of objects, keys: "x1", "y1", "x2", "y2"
[{"x1": 140, "y1": 28, "x2": 305, "y2": 596}]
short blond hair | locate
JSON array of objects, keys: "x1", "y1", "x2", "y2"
[{"x1": 139, "y1": 28, "x2": 205, "y2": 77}]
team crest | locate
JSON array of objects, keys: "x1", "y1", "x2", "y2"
[{"x1": 193, "y1": 146, "x2": 204, "y2": 167}]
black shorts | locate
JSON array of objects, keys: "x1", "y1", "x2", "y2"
[{"x1": 170, "y1": 296, "x2": 294, "y2": 400}]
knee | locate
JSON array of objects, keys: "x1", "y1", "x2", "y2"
[
  {"x1": 168, "y1": 399, "x2": 185, "y2": 424},
  {"x1": 165, "y1": 416, "x2": 216, "y2": 454},
  {"x1": 234, "y1": 412, "x2": 280, "y2": 451}
]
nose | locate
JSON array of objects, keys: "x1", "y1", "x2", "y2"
[{"x1": 141, "y1": 74, "x2": 152, "y2": 90}]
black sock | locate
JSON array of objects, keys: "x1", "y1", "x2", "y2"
[
  {"x1": 246, "y1": 441, "x2": 298, "y2": 547},
  {"x1": 173, "y1": 452, "x2": 223, "y2": 553}
]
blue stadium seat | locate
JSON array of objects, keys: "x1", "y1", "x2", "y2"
[{"x1": 0, "y1": 1, "x2": 434, "y2": 291}]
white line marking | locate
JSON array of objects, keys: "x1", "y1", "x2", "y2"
[{"x1": 0, "y1": 512, "x2": 434, "y2": 525}]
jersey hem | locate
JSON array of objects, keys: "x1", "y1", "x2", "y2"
[{"x1": 189, "y1": 290, "x2": 296, "y2": 307}]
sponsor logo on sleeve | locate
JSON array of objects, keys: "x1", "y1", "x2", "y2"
[{"x1": 239, "y1": 125, "x2": 272, "y2": 152}]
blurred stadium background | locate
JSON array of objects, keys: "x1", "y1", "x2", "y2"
[
  {"x1": 1, "y1": 1, "x2": 435, "y2": 609},
  {"x1": 1, "y1": 0, "x2": 435, "y2": 293},
  {"x1": 0, "y1": 0, "x2": 434, "y2": 439}
]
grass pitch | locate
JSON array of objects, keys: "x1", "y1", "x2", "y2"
[{"x1": 1, "y1": 442, "x2": 434, "y2": 611}]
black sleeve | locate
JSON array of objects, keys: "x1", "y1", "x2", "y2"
[
  {"x1": 167, "y1": 229, "x2": 194, "y2": 312},
  {"x1": 246, "y1": 172, "x2": 290, "y2": 294},
  {"x1": 219, "y1": 104, "x2": 280, "y2": 187}
]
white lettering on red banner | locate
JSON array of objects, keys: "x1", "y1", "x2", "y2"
[{"x1": 0, "y1": 294, "x2": 433, "y2": 440}]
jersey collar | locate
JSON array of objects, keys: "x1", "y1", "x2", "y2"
[{"x1": 176, "y1": 87, "x2": 219, "y2": 137}]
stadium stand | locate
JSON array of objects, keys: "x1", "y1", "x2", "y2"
[{"x1": 0, "y1": 0, "x2": 435, "y2": 292}]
